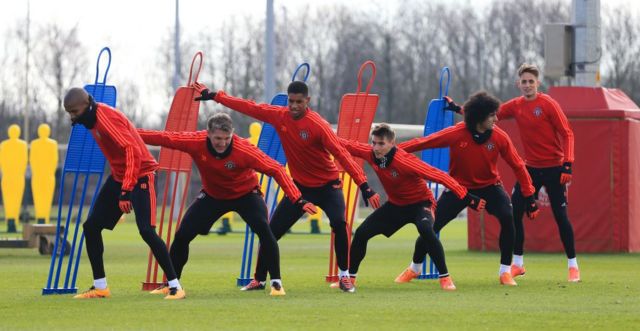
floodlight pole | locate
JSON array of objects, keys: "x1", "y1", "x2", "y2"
[
  {"x1": 571, "y1": 0, "x2": 601, "y2": 87},
  {"x1": 265, "y1": 0, "x2": 275, "y2": 102}
]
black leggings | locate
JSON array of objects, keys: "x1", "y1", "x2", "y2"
[
  {"x1": 350, "y1": 201, "x2": 448, "y2": 276},
  {"x1": 83, "y1": 174, "x2": 177, "y2": 281},
  {"x1": 415, "y1": 184, "x2": 515, "y2": 266},
  {"x1": 254, "y1": 180, "x2": 348, "y2": 281},
  {"x1": 512, "y1": 166, "x2": 576, "y2": 258},
  {"x1": 170, "y1": 190, "x2": 280, "y2": 280}
]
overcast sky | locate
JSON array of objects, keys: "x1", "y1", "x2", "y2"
[{"x1": 0, "y1": 0, "x2": 637, "y2": 125}]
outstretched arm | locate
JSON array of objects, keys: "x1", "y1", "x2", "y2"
[
  {"x1": 193, "y1": 83, "x2": 284, "y2": 124},
  {"x1": 136, "y1": 129, "x2": 205, "y2": 154}
]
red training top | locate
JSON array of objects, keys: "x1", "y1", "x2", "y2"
[
  {"x1": 498, "y1": 93, "x2": 574, "y2": 168},
  {"x1": 340, "y1": 139, "x2": 468, "y2": 206},
  {"x1": 137, "y1": 130, "x2": 302, "y2": 202},
  {"x1": 214, "y1": 91, "x2": 367, "y2": 188},
  {"x1": 398, "y1": 122, "x2": 535, "y2": 196},
  {"x1": 92, "y1": 103, "x2": 158, "y2": 191}
]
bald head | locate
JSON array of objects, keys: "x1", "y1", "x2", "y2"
[
  {"x1": 64, "y1": 87, "x2": 91, "y2": 124},
  {"x1": 64, "y1": 87, "x2": 89, "y2": 108}
]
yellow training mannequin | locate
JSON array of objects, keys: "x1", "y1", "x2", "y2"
[
  {"x1": 29, "y1": 124, "x2": 58, "y2": 224},
  {"x1": 0, "y1": 125, "x2": 28, "y2": 232}
]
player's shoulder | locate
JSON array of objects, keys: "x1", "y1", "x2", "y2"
[
  {"x1": 395, "y1": 147, "x2": 420, "y2": 164},
  {"x1": 440, "y1": 122, "x2": 467, "y2": 136},
  {"x1": 233, "y1": 134, "x2": 256, "y2": 149},
  {"x1": 96, "y1": 103, "x2": 129, "y2": 125},
  {"x1": 537, "y1": 93, "x2": 562, "y2": 108},
  {"x1": 502, "y1": 96, "x2": 524, "y2": 107},
  {"x1": 491, "y1": 125, "x2": 515, "y2": 147}
]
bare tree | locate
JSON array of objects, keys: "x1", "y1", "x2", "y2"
[
  {"x1": 601, "y1": 5, "x2": 640, "y2": 104},
  {"x1": 32, "y1": 23, "x2": 88, "y2": 140}
]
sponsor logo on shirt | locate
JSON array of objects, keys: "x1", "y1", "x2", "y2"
[
  {"x1": 224, "y1": 161, "x2": 235, "y2": 169},
  {"x1": 533, "y1": 107, "x2": 543, "y2": 117},
  {"x1": 299, "y1": 130, "x2": 309, "y2": 140},
  {"x1": 200, "y1": 154, "x2": 207, "y2": 161}
]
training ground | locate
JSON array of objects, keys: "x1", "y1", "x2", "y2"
[{"x1": 1, "y1": 216, "x2": 639, "y2": 330}]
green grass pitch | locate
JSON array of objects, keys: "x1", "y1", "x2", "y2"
[{"x1": 1, "y1": 219, "x2": 639, "y2": 330}]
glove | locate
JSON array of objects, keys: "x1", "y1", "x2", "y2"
[
  {"x1": 559, "y1": 162, "x2": 572, "y2": 184},
  {"x1": 463, "y1": 193, "x2": 486, "y2": 211},
  {"x1": 193, "y1": 82, "x2": 216, "y2": 101},
  {"x1": 443, "y1": 96, "x2": 462, "y2": 114},
  {"x1": 359, "y1": 182, "x2": 381, "y2": 209},
  {"x1": 525, "y1": 195, "x2": 540, "y2": 219},
  {"x1": 118, "y1": 190, "x2": 133, "y2": 214},
  {"x1": 296, "y1": 198, "x2": 318, "y2": 215}
]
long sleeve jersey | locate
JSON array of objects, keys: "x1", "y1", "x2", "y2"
[
  {"x1": 213, "y1": 91, "x2": 367, "y2": 188},
  {"x1": 137, "y1": 129, "x2": 302, "y2": 202},
  {"x1": 339, "y1": 139, "x2": 468, "y2": 206},
  {"x1": 92, "y1": 103, "x2": 158, "y2": 191},
  {"x1": 398, "y1": 122, "x2": 535, "y2": 197},
  {"x1": 498, "y1": 93, "x2": 574, "y2": 168}
]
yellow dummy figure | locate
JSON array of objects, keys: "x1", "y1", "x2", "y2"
[
  {"x1": 30, "y1": 124, "x2": 58, "y2": 224},
  {"x1": 0, "y1": 125, "x2": 28, "y2": 232}
]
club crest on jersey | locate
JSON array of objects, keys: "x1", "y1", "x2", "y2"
[
  {"x1": 459, "y1": 141, "x2": 468, "y2": 148},
  {"x1": 533, "y1": 107, "x2": 542, "y2": 117},
  {"x1": 224, "y1": 161, "x2": 235, "y2": 170},
  {"x1": 486, "y1": 142, "x2": 495, "y2": 151},
  {"x1": 390, "y1": 169, "x2": 399, "y2": 178},
  {"x1": 299, "y1": 130, "x2": 309, "y2": 140}
]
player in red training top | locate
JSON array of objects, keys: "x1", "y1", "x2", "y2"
[
  {"x1": 499, "y1": 63, "x2": 579, "y2": 282},
  {"x1": 338, "y1": 124, "x2": 486, "y2": 291},
  {"x1": 398, "y1": 91, "x2": 538, "y2": 286},
  {"x1": 194, "y1": 81, "x2": 378, "y2": 293},
  {"x1": 63, "y1": 88, "x2": 184, "y2": 300},
  {"x1": 138, "y1": 113, "x2": 317, "y2": 296}
]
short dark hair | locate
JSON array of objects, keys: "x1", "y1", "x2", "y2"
[
  {"x1": 287, "y1": 81, "x2": 309, "y2": 97},
  {"x1": 371, "y1": 123, "x2": 395, "y2": 141},
  {"x1": 518, "y1": 63, "x2": 540, "y2": 78},
  {"x1": 207, "y1": 113, "x2": 234, "y2": 133},
  {"x1": 463, "y1": 91, "x2": 501, "y2": 129}
]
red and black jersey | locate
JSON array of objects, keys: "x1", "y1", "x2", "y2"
[
  {"x1": 91, "y1": 103, "x2": 158, "y2": 191},
  {"x1": 213, "y1": 91, "x2": 367, "y2": 188},
  {"x1": 499, "y1": 93, "x2": 574, "y2": 168},
  {"x1": 137, "y1": 130, "x2": 302, "y2": 202},
  {"x1": 340, "y1": 138, "x2": 467, "y2": 206},
  {"x1": 398, "y1": 122, "x2": 535, "y2": 197}
]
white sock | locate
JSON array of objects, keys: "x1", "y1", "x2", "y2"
[
  {"x1": 349, "y1": 273, "x2": 357, "y2": 279},
  {"x1": 499, "y1": 264, "x2": 511, "y2": 275},
  {"x1": 410, "y1": 262, "x2": 422, "y2": 274},
  {"x1": 513, "y1": 255, "x2": 524, "y2": 267},
  {"x1": 271, "y1": 279, "x2": 282, "y2": 286},
  {"x1": 93, "y1": 277, "x2": 107, "y2": 290},
  {"x1": 339, "y1": 269, "x2": 349, "y2": 278},
  {"x1": 167, "y1": 278, "x2": 182, "y2": 290},
  {"x1": 568, "y1": 258, "x2": 578, "y2": 269}
]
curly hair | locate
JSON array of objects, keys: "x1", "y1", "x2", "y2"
[{"x1": 463, "y1": 91, "x2": 501, "y2": 130}]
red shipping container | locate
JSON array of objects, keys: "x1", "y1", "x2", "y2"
[{"x1": 468, "y1": 87, "x2": 640, "y2": 253}]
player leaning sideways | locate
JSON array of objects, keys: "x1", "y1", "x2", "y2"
[
  {"x1": 194, "y1": 81, "x2": 379, "y2": 293},
  {"x1": 63, "y1": 87, "x2": 184, "y2": 299}
]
